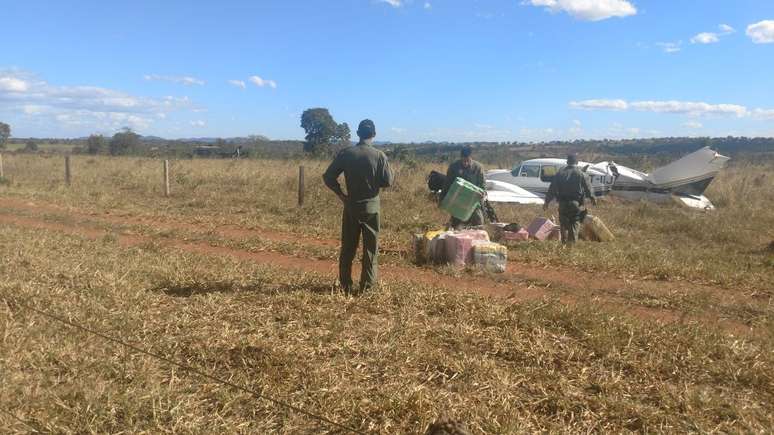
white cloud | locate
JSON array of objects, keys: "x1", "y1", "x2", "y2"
[
  {"x1": 657, "y1": 42, "x2": 682, "y2": 53},
  {"x1": 0, "y1": 70, "x2": 194, "y2": 133},
  {"x1": 691, "y1": 32, "x2": 719, "y2": 44},
  {"x1": 190, "y1": 120, "x2": 206, "y2": 127},
  {"x1": 569, "y1": 120, "x2": 582, "y2": 135},
  {"x1": 747, "y1": 20, "x2": 774, "y2": 44},
  {"x1": 630, "y1": 101, "x2": 747, "y2": 117},
  {"x1": 690, "y1": 24, "x2": 736, "y2": 45},
  {"x1": 381, "y1": 0, "x2": 402, "y2": 7},
  {"x1": 391, "y1": 127, "x2": 406, "y2": 134},
  {"x1": 143, "y1": 74, "x2": 205, "y2": 86},
  {"x1": 0, "y1": 76, "x2": 29, "y2": 92},
  {"x1": 523, "y1": 0, "x2": 637, "y2": 22},
  {"x1": 682, "y1": 121, "x2": 703, "y2": 129},
  {"x1": 22, "y1": 105, "x2": 46, "y2": 115},
  {"x1": 753, "y1": 109, "x2": 774, "y2": 120},
  {"x1": 228, "y1": 79, "x2": 246, "y2": 89},
  {"x1": 248, "y1": 75, "x2": 277, "y2": 89},
  {"x1": 424, "y1": 2, "x2": 431, "y2": 9},
  {"x1": 570, "y1": 99, "x2": 750, "y2": 117},
  {"x1": 570, "y1": 99, "x2": 628, "y2": 110}
]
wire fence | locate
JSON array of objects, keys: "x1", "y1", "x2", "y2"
[{"x1": 2, "y1": 297, "x2": 368, "y2": 435}]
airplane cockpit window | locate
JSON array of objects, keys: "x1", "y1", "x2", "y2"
[
  {"x1": 519, "y1": 165, "x2": 540, "y2": 177},
  {"x1": 510, "y1": 162, "x2": 523, "y2": 177}
]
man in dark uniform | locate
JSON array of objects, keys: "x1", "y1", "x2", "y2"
[
  {"x1": 543, "y1": 154, "x2": 597, "y2": 244},
  {"x1": 323, "y1": 119, "x2": 393, "y2": 293},
  {"x1": 443, "y1": 146, "x2": 486, "y2": 229}
]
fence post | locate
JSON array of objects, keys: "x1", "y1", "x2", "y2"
[
  {"x1": 0, "y1": 153, "x2": 4, "y2": 179},
  {"x1": 163, "y1": 159, "x2": 170, "y2": 197},
  {"x1": 298, "y1": 165, "x2": 305, "y2": 207},
  {"x1": 65, "y1": 155, "x2": 71, "y2": 186}
]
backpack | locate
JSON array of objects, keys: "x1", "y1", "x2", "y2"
[{"x1": 427, "y1": 170, "x2": 447, "y2": 192}]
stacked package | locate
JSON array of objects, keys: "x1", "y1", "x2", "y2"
[
  {"x1": 526, "y1": 217, "x2": 559, "y2": 241},
  {"x1": 484, "y1": 223, "x2": 507, "y2": 242},
  {"x1": 471, "y1": 241, "x2": 508, "y2": 273},
  {"x1": 502, "y1": 228, "x2": 530, "y2": 243},
  {"x1": 444, "y1": 230, "x2": 490, "y2": 267},
  {"x1": 427, "y1": 232, "x2": 451, "y2": 264}
]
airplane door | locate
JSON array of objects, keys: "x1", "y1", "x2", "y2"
[{"x1": 517, "y1": 164, "x2": 544, "y2": 193}]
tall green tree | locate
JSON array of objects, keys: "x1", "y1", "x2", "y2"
[
  {"x1": 86, "y1": 134, "x2": 106, "y2": 155},
  {"x1": 109, "y1": 127, "x2": 140, "y2": 155},
  {"x1": 300, "y1": 108, "x2": 350, "y2": 155},
  {"x1": 23, "y1": 140, "x2": 38, "y2": 152},
  {"x1": 334, "y1": 122, "x2": 351, "y2": 149},
  {"x1": 0, "y1": 122, "x2": 10, "y2": 149}
]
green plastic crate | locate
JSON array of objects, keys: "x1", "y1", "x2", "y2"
[{"x1": 440, "y1": 177, "x2": 485, "y2": 221}]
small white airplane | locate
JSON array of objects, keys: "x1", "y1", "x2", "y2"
[{"x1": 485, "y1": 147, "x2": 730, "y2": 210}]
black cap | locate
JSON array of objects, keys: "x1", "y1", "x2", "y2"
[
  {"x1": 461, "y1": 146, "x2": 473, "y2": 158},
  {"x1": 567, "y1": 154, "x2": 578, "y2": 165},
  {"x1": 357, "y1": 119, "x2": 376, "y2": 139}
]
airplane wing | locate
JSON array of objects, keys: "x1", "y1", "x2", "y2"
[
  {"x1": 486, "y1": 180, "x2": 545, "y2": 204},
  {"x1": 671, "y1": 194, "x2": 716, "y2": 211}
]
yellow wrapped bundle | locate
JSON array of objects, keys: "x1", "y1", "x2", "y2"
[
  {"x1": 472, "y1": 241, "x2": 508, "y2": 273},
  {"x1": 581, "y1": 215, "x2": 614, "y2": 242}
]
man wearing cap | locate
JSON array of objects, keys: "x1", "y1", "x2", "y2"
[
  {"x1": 323, "y1": 119, "x2": 393, "y2": 293},
  {"x1": 543, "y1": 154, "x2": 596, "y2": 245},
  {"x1": 442, "y1": 146, "x2": 486, "y2": 229}
]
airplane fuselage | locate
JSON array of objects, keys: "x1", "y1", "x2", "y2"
[{"x1": 484, "y1": 147, "x2": 730, "y2": 210}]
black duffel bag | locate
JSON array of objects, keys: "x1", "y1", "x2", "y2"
[{"x1": 427, "y1": 170, "x2": 447, "y2": 192}]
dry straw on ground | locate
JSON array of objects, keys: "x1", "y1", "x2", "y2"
[{"x1": 1, "y1": 153, "x2": 773, "y2": 433}]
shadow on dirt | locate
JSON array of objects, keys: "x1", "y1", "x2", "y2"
[
  {"x1": 150, "y1": 279, "x2": 262, "y2": 297},
  {"x1": 150, "y1": 279, "x2": 341, "y2": 298}
]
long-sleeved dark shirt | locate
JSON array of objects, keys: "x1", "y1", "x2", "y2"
[
  {"x1": 443, "y1": 159, "x2": 485, "y2": 199},
  {"x1": 323, "y1": 143, "x2": 393, "y2": 213},
  {"x1": 545, "y1": 164, "x2": 594, "y2": 205}
]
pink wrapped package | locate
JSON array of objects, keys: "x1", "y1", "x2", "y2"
[
  {"x1": 502, "y1": 228, "x2": 529, "y2": 242},
  {"x1": 526, "y1": 217, "x2": 558, "y2": 241},
  {"x1": 444, "y1": 230, "x2": 489, "y2": 266}
]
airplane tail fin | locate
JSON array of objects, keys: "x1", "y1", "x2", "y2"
[{"x1": 647, "y1": 147, "x2": 730, "y2": 195}]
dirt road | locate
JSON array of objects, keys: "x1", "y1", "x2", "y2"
[{"x1": 0, "y1": 196, "x2": 762, "y2": 334}]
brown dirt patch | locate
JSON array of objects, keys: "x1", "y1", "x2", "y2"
[
  {"x1": 0, "y1": 196, "x2": 758, "y2": 310},
  {"x1": 0, "y1": 202, "x2": 755, "y2": 334}
]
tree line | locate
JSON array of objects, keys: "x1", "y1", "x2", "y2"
[{"x1": 3, "y1": 113, "x2": 774, "y2": 164}]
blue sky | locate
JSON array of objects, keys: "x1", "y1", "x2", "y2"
[{"x1": 1, "y1": 0, "x2": 773, "y2": 141}]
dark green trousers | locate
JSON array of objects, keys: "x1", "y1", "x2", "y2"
[
  {"x1": 340, "y1": 207, "x2": 380, "y2": 291},
  {"x1": 450, "y1": 206, "x2": 484, "y2": 229},
  {"x1": 558, "y1": 200, "x2": 583, "y2": 244}
]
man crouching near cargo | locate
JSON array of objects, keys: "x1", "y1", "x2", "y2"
[
  {"x1": 543, "y1": 153, "x2": 596, "y2": 245},
  {"x1": 443, "y1": 146, "x2": 486, "y2": 229},
  {"x1": 323, "y1": 119, "x2": 394, "y2": 294}
]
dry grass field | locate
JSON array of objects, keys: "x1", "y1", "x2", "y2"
[{"x1": 1, "y1": 153, "x2": 773, "y2": 433}]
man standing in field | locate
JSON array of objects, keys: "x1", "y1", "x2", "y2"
[
  {"x1": 443, "y1": 146, "x2": 486, "y2": 229},
  {"x1": 543, "y1": 154, "x2": 596, "y2": 245},
  {"x1": 323, "y1": 119, "x2": 393, "y2": 294}
]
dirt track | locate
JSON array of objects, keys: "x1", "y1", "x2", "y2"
[{"x1": 0, "y1": 196, "x2": 761, "y2": 334}]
